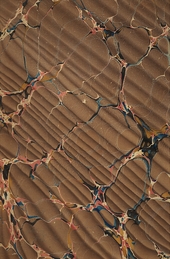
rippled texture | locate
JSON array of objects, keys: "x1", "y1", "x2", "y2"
[{"x1": 0, "y1": 0, "x2": 170, "y2": 259}]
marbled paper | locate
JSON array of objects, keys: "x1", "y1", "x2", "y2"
[{"x1": 0, "y1": 0, "x2": 170, "y2": 258}]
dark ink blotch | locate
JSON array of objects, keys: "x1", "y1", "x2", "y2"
[
  {"x1": 11, "y1": 213, "x2": 17, "y2": 225},
  {"x1": 3, "y1": 163, "x2": 11, "y2": 180},
  {"x1": 127, "y1": 209, "x2": 140, "y2": 224}
]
